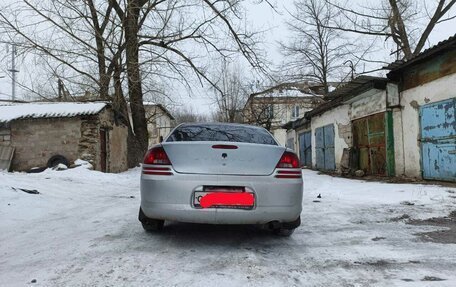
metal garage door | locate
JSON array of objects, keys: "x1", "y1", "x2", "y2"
[
  {"x1": 352, "y1": 113, "x2": 387, "y2": 175},
  {"x1": 315, "y1": 125, "x2": 335, "y2": 171},
  {"x1": 298, "y1": 131, "x2": 311, "y2": 167},
  {"x1": 420, "y1": 98, "x2": 456, "y2": 181}
]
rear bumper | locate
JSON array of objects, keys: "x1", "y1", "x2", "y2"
[{"x1": 140, "y1": 171, "x2": 303, "y2": 225}]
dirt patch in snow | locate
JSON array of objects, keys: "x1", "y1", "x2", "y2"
[
  {"x1": 390, "y1": 214, "x2": 410, "y2": 222},
  {"x1": 421, "y1": 276, "x2": 446, "y2": 281},
  {"x1": 408, "y1": 210, "x2": 456, "y2": 244}
]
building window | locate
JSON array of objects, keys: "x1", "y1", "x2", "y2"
[{"x1": 292, "y1": 105, "x2": 300, "y2": 118}]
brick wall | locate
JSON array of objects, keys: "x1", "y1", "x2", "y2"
[{"x1": 10, "y1": 118, "x2": 81, "y2": 171}]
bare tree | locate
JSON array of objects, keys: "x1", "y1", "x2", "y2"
[
  {"x1": 0, "y1": 0, "x2": 269, "y2": 165},
  {"x1": 243, "y1": 96, "x2": 275, "y2": 131},
  {"x1": 173, "y1": 106, "x2": 210, "y2": 124},
  {"x1": 211, "y1": 61, "x2": 248, "y2": 123},
  {"x1": 281, "y1": 0, "x2": 353, "y2": 94},
  {"x1": 325, "y1": 0, "x2": 456, "y2": 60}
]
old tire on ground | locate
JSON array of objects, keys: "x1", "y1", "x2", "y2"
[
  {"x1": 139, "y1": 208, "x2": 164, "y2": 232},
  {"x1": 47, "y1": 155, "x2": 69, "y2": 168}
]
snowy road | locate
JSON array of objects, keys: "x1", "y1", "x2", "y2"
[{"x1": 1, "y1": 167, "x2": 456, "y2": 286}]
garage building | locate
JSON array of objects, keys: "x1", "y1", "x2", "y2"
[
  {"x1": 387, "y1": 34, "x2": 456, "y2": 181},
  {"x1": 0, "y1": 102, "x2": 128, "y2": 173}
]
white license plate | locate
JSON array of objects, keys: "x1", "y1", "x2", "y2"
[
  {"x1": 194, "y1": 191, "x2": 210, "y2": 206},
  {"x1": 193, "y1": 191, "x2": 254, "y2": 209}
]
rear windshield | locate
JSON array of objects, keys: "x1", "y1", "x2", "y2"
[{"x1": 167, "y1": 124, "x2": 277, "y2": 145}]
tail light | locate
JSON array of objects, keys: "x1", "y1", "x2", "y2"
[
  {"x1": 143, "y1": 146, "x2": 173, "y2": 176},
  {"x1": 275, "y1": 151, "x2": 301, "y2": 179},
  {"x1": 144, "y1": 146, "x2": 171, "y2": 165},
  {"x1": 276, "y1": 151, "x2": 299, "y2": 168}
]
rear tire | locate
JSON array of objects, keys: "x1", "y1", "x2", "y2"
[{"x1": 139, "y1": 208, "x2": 164, "y2": 232}]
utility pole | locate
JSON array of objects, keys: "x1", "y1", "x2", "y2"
[{"x1": 7, "y1": 44, "x2": 19, "y2": 101}]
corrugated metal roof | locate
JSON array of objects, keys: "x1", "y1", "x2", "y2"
[
  {"x1": 0, "y1": 102, "x2": 107, "y2": 123},
  {"x1": 385, "y1": 34, "x2": 456, "y2": 72},
  {"x1": 325, "y1": 76, "x2": 386, "y2": 100},
  {"x1": 305, "y1": 76, "x2": 388, "y2": 119}
]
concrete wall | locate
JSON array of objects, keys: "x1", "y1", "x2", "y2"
[
  {"x1": 96, "y1": 109, "x2": 128, "y2": 173},
  {"x1": 10, "y1": 118, "x2": 81, "y2": 171},
  {"x1": 145, "y1": 105, "x2": 174, "y2": 146},
  {"x1": 273, "y1": 128, "x2": 287, "y2": 146},
  {"x1": 108, "y1": 120, "x2": 128, "y2": 173},
  {"x1": 311, "y1": 104, "x2": 351, "y2": 171},
  {"x1": 0, "y1": 125, "x2": 11, "y2": 147},
  {"x1": 8, "y1": 108, "x2": 128, "y2": 173},
  {"x1": 285, "y1": 129, "x2": 296, "y2": 151},
  {"x1": 399, "y1": 72, "x2": 456, "y2": 178}
]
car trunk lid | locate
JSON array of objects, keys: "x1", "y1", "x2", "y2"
[{"x1": 162, "y1": 142, "x2": 285, "y2": 176}]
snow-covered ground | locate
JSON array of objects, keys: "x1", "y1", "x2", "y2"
[{"x1": 1, "y1": 168, "x2": 456, "y2": 287}]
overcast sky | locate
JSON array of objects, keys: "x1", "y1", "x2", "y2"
[
  {"x1": 164, "y1": 0, "x2": 456, "y2": 115},
  {"x1": 1, "y1": 0, "x2": 455, "y2": 115}
]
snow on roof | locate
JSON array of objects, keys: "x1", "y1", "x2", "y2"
[
  {"x1": 255, "y1": 88, "x2": 322, "y2": 98},
  {"x1": 0, "y1": 102, "x2": 14, "y2": 106},
  {"x1": 143, "y1": 101, "x2": 157, "y2": 106},
  {"x1": 0, "y1": 102, "x2": 107, "y2": 123}
]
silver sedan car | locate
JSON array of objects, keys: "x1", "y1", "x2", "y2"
[{"x1": 139, "y1": 123, "x2": 303, "y2": 235}]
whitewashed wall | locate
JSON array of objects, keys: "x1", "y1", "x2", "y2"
[
  {"x1": 285, "y1": 129, "x2": 296, "y2": 151},
  {"x1": 311, "y1": 104, "x2": 351, "y2": 170},
  {"x1": 349, "y1": 90, "x2": 386, "y2": 120},
  {"x1": 399, "y1": 72, "x2": 456, "y2": 178},
  {"x1": 273, "y1": 128, "x2": 287, "y2": 146}
]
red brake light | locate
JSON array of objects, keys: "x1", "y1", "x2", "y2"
[
  {"x1": 212, "y1": 144, "x2": 238, "y2": 149},
  {"x1": 276, "y1": 151, "x2": 300, "y2": 169},
  {"x1": 143, "y1": 146, "x2": 171, "y2": 165}
]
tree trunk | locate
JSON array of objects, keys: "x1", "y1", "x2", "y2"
[
  {"x1": 124, "y1": 0, "x2": 149, "y2": 163},
  {"x1": 111, "y1": 59, "x2": 142, "y2": 167}
]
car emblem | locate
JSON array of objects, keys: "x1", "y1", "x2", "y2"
[{"x1": 222, "y1": 153, "x2": 227, "y2": 159}]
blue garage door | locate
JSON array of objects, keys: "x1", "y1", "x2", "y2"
[
  {"x1": 420, "y1": 98, "x2": 456, "y2": 181},
  {"x1": 298, "y1": 131, "x2": 312, "y2": 167},
  {"x1": 315, "y1": 124, "x2": 335, "y2": 171}
]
